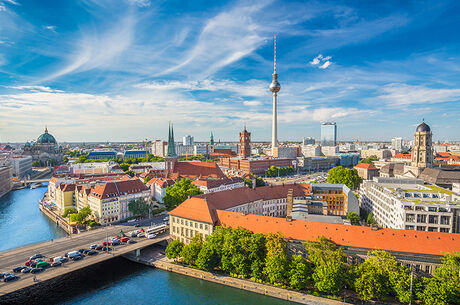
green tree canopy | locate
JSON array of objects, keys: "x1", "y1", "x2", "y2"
[
  {"x1": 62, "y1": 207, "x2": 76, "y2": 217},
  {"x1": 327, "y1": 166, "x2": 362, "y2": 189},
  {"x1": 128, "y1": 198, "x2": 150, "y2": 217},
  {"x1": 263, "y1": 232, "x2": 289, "y2": 286},
  {"x1": 166, "y1": 240, "x2": 184, "y2": 261},
  {"x1": 367, "y1": 212, "x2": 376, "y2": 225},
  {"x1": 346, "y1": 212, "x2": 360, "y2": 226},
  {"x1": 180, "y1": 234, "x2": 203, "y2": 265},
  {"x1": 359, "y1": 155, "x2": 379, "y2": 165},
  {"x1": 163, "y1": 178, "x2": 202, "y2": 209},
  {"x1": 306, "y1": 237, "x2": 345, "y2": 295},
  {"x1": 289, "y1": 254, "x2": 312, "y2": 290}
]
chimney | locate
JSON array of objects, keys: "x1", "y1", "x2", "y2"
[
  {"x1": 286, "y1": 216, "x2": 292, "y2": 222},
  {"x1": 286, "y1": 189, "x2": 294, "y2": 217}
]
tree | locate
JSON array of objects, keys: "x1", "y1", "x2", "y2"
[
  {"x1": 180, "y1": 234, "x2": 203, "y2": 265},
  {"x1": 125, "y1": 170, "x2": 135, "y2": 177},
  {"x1": 419, "y1": 253, "x2": 460, "y2": 305},
  {"x1": 355, "y1": 250, "x2": 397, "y2": 301},
  {"x1": 69, "y1": 206, "x2": 92, "y2": 224},
  {"x1": 367, "y1": 212, "x2": 376, "y2": 225},
  {"x1": 346, "y1": 212, "x2": 360, "y2": 226},
  {"x1": 166, "y1": 240, "x2": 184, "y2": 261},
  {"x1": 327, "y1": 166, "x2": 362, "y2": 189},
  {"x1": 196, "y1": 241, "x2": 220, "y2": 270},
  {"x1": 244, "y1": 178, "x2": 253, "y2": 188},
  {"x1": 119, "y1": 163, "x2": 130, "y2": 171},
  {"x1": 163, "y1": 178, "x2": 202, "y2": 209},
  {"x1": 128, "y1": 198, "x2": 150, "y2": 217},
  {"x1": 359, "y1": 155, "x2": 378, "y2": 165},
  {"x1": 248, "y1": 233, "x2": 267, "y2": 280},
  {"x1": 32, "y1": 160, "x2": 44, "y2": 167},
  {"x1": 390, "y1": 265, "x2": 416, "y2": 303},
  {"x1": 62, "y1": 207, "x2": 76, "y2": 217},
  {"x1": 144, "y1": 176, "x2": 152, "y2": 184},
  {"x1": 305, "y1": 237, "x2": 345, "y2": 295},
  {"x1": 289, "y1": 255, "x2": 312, "y2": 290},
  {"x1": 263, "y1": 233, "x2": 289, "y2": 286},
  {"x1": 255, "y1": 176, "x2": 266, "y2": 187}
]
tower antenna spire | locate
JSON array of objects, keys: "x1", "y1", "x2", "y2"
[{"x1": 274, "y1": 34, "x2": 277, "y2": 74}]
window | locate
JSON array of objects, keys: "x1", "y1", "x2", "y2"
[{"x1": 428, "y1": 215, "x2": 438, "y2": 224}]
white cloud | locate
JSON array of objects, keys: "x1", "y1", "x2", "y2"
[
  {"x1": 0, "y1": 4, "x2": 5, "y2": 11},
  {"x1": 310, "y1": 54, "x2": 332, "y2": 69},
  {"x1": 377, "y1": 84, "x2": 460, "y2": 107},
  {"x1": 135, "y1": 79, "x2": 267, "y2": 97},
  {"x1": 4, "y1": 0, "x2": 19, "y2": 5},
  {"x1": 319, "y1": 61, "x2": 332, "y2": 69},
  {"x1": 127, "y1": 0, "x2": 150, "y2": 7},
  {"x1": 243, "y1": 100, "x2": 262, "y2": 106},
  {"x1": 9, "y1": 85, "x2": 63, "y2": 92},
  {"x1": 44, "y1": 25, "x2": 57, "y2": 32}
]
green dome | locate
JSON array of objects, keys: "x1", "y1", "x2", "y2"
[{"x1": 37, "y1": 127, "x2": 57, "y2": 144}]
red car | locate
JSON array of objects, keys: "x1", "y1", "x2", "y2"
[
  {"x1": 48, "y1": 256, "x2": 55, "y2": 262},
  {"x1": 115, "y1": 235, "x2": 121, "y2": 239},
  {"x1": 25, "y1": 259, "x2": 32, "y2": 266},
  {"x1": 102, "y1": 241, "x2": 108, "y2": 246},
  {"x1": 120, "y1": 237, "x2": 130, "y2": 242}
]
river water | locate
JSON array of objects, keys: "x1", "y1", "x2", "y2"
[{"x1": 0, "y1": 186, "x2": 291, "y2": 305}]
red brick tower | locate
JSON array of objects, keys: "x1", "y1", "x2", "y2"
[{"x1": 239, "y1": 126, "x2": 251, "y2": 158}]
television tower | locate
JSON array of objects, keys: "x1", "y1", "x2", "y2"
[{"x1": 269, "y1": 34, "x2": 280, "y2": 156}]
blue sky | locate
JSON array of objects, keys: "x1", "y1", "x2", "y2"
[{"x1": 0, "y1": 0, "x2": 459, "y2": 143}]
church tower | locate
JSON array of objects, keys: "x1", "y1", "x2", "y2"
[
  {"x1": 411, "y1": 120, "x2": 433, "y2": 168},
  {"x1": 239, "y1": 126, "x2": 251, "y2": 158},
  {"x1": 209, "y1": 132, "x2": 215, "y2": 154},
  {"x1": 165, "y1": 122, "x2": 177, "y2": 175}
]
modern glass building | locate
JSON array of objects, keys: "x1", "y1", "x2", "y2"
[{"x1": 321, "y1": 122, "x2": 337, "y2": 146}]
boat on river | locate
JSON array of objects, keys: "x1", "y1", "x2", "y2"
[{"x1": 30, "y1": 182, "x2": 42, "y2": 189}]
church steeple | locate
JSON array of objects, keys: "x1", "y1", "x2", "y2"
[
  {"x1": 166, "y1": 122, "x2": 176, "y2": 158},
  {"x1": 210, "y1": 132, "x2": 214, "y2": 146}
]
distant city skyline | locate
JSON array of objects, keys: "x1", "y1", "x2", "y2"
[{"x1": 0, "y1": 0, "x2": 459, "y2": 142}]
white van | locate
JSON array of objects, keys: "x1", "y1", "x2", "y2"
[{"x1": 67, "y1": 251, "x2": 80, "y2": 259}]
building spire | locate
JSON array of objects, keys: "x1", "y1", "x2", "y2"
[
  {"x1": 45, "y1": 126, "x2": 48, "y2": 133},
  {"x1": 166, "y1": 121, "x2": 176, "y2": 157},
  {"x1": 274, "y1": 33, "x2": 277, "y2": 74},
  {"x1": 210, "y1": 132, "x2": 214, "y2": 146}
]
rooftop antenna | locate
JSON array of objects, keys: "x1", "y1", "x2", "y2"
[{"x1": 274, "y1": 33, "x2": 277, "y2": 74}]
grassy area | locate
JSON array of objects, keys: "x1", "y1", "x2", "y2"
[{"x1": 423, "y1": 184, "x2": 456, "y2": 195}]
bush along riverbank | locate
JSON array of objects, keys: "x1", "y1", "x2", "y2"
[{"x1": 165, "y1": 227, "x2": 460, "y2": 305}]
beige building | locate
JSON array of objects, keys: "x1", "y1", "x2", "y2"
[
  {"x1": 354, "y1": 163, "x2": 379, "y2": 180},
  {"x1": 360, "y1": 149, "x2": 393, "y2": 160},
  {"x1": 411, "y1": 121, "x2": 433, "y2": 168},
  {"x1": 0, "y1": 164, "x2": 13, "y2": 198}
]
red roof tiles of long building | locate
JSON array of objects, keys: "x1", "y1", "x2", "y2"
[
  {"x1": 169, "y1": 184, "x2": 311, "y2": 223},
  {"x1": 173, "y1": 161, "x2": 226, "y2": 179},
  {"x1": 217, "y1": 210, "x2": 460, "y2": 257},
  {"x1": 90, "y1": 179, "x2": 149, "y2": 199},
  {"x1": 393, "y1": 153, "x2": 412, "y2": 159}
]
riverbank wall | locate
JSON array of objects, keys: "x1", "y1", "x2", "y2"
[
  {"x1": 39, "y1": 202, "x2": 74, "y2": 235},
  {"x1": 129, "y1": 253, "x2": 350, "y2": 305}
]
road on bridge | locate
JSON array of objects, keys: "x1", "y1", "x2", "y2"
[{"x1": 0, "y1": 224, "x2": 169, "y2": 296}]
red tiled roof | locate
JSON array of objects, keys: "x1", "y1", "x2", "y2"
[
  {"x1": 169, "y1": 183, "x2": 311, "y2": 223},
  {"x1": 173, "y1": 161, "x2": 226, "y2": 179},
  {"x1": 355, "y1": 163, "x2": 377, "y2": 170},
  {"x1": 90, "y1": 179, "x2": 149, "y2": 199},
  {"x1": 60, "y1": 183, "x2": 76, "y2": 192},
  {"x1": 192, "y1": 177, "x2": 244, "y2": 189},
  {"x1": 393, "y1": 153, "x2": 411, "y2": 159},
  {"x1": 217, "y1": 210, "x2": 460, "y2": 257}
]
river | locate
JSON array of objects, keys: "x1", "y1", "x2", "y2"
[{"x1": 0, "y1": 186, "x2": 291, "y2": 305}]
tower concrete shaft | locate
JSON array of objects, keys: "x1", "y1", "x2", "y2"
[{"x1": 269, "y1": 35, "x2": 280, "y2": 155}]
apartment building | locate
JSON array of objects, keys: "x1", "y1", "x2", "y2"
[
  {"x1": 0, "y1": 164, "x2": 13, "y2": 198},
  {"x1": 10, "y1": 155, "x2": 32, "y2": 178},
  {"x1": 360, "y1": 177, "x2": 460, "y2": 233}
]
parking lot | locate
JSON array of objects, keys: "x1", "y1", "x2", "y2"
[{"x1": 264, "y1": 172, "x2": 328, "y2": 185}]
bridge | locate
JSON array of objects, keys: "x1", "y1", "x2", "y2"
[
  {"x1": 0, "y1": 225, "x2": 169, "y2": 296},
  {"x1": 22, "y1": 178, "x2": 51, "y2": 184}
]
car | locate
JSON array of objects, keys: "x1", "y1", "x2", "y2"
[
  {"x1": 48, "y1": 256, "x2": 55, "y2": 262},
  {"x1": 90, "y1": 244, "x2": 98, "y2": 250},
  {"x1": 137, "y1": 233, "x2": 145, "y2": 238},
  {"x1": 51, "y1": 261, "x2": 62, "y2": 267},
  {"x1": 21, "y1": 267, "x2": 32, "y2": 273},
  {"x1": 95, "y1": 245, "x2": 103, "y2": 251},
  {"x1": 111, "y1": 239, "x2": 120, "y2": 246},
  {"x1": 134, "y1": 224, "x2": 141, "y2": 227},
  {"x1": 72, "y1": 255, "x2": 83, "y2": 261},
  {"x1": 163, "y1": 217, "x2": 169, "y2": 222},
  {"x1": 102, "y1": 241, "x2": 108, "y2": 246},
  {"x1": 78, "y1": 249, "x2": 86, "y2": 253},
  {"x1": 67, "y1": 251, "x2": 81, "y2": 259},
  {"x1": 101, "y1": 247, "x2": 112, "y2": 252},
  {"x1": 87, "y1": 250, "x2": 98, "y2": 256},
  {"x1": 13, "y1": 266, "x2": 26, "y2": 273},
  {"x1": 127, "y1": 239, "x2": 137, "y2": 244},
  {"x1": 0, "y1": 272, "x2": 7, "y2": 279},
  {"x1": 80, "y1": 249, "x2": 91, "y2": 254},
  {"x1": 3, "y1": 274, "x2": 19, "y2": 282},
  {"x1": 35, "y1": 261, "x2": 50, "y2": 268},
  {"x1": 120, "y1": 237, "x2": 130, "y2": 242},
  {"x1": 54, "y1": 256, "x2": 68, "y2": 263},
  {"x1": 29, "y1": 253, "x2": 44, "y2": 260},
  {"x1": 146, "y1": 233, "x2": 156, "y2": 239},
  {"x1": 25, "y1": 259, "x2": 32, "y2": 266},
  {"x1": 115, "y1": 235, "x2": 121, "y2": 239},
  {"x1": 31, "y1": 268, "x2": 44, "y2": 274},
  {"x1": 130, "y1": 232, "x2": 137, "y2": 238}
]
